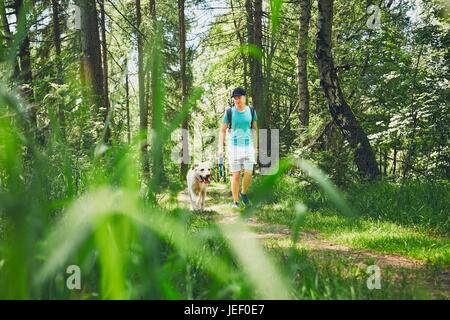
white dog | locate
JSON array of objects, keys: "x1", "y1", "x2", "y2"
[{"x1": 186, "y1": 162, "x2": 212, "y2": 211}]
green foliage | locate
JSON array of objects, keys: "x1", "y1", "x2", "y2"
[
  {"x1": 0, "y1": 0, "x2": 448, "y2": 301},
  {"x1": 255, "y1": 174, "x2": 450, "y2": 266}
]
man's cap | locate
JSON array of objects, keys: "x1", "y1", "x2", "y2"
[{"x1": 231, "y1": 87, "x2": 246, "y2": 97}]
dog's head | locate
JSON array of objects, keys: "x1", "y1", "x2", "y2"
[{"x1": 192, "y1": 162, "x2": 212, "y2": 184}]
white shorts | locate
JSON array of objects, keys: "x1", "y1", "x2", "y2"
[{"x1": 227, "y1": 145, "x2": 256, "y2": 172}]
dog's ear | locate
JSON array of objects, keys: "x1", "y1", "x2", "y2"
[{"x1": 191, "y1": 163, "x2": 199, "y2": 170}]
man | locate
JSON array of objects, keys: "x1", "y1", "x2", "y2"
[{"x1": 218, "y1": 87, "x2": 258, "y2": 208}]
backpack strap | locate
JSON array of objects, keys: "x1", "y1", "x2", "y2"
[
  {"x1": 226, "y1": 108, "x2": 232, "y2": 130},
  {"x1": 250, "y1": 106, "x2": 255, "y2": 128}
]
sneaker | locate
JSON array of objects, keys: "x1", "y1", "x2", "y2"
[
  {"x1": 231, "y1": 201, "x2": 239, "y2": 209},
  {"x1": 239, "y1": 192, "x2": 250, "y2": 206}
]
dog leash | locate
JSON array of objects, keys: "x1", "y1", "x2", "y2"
[{"x1": 218, "y1": 156, "x2": 223, "y2": 178}]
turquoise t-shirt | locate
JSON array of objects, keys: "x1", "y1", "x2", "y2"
[{"x1": 223, "y1": 105, "x2": 257, "y2": 147}]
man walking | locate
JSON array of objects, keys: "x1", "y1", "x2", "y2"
[{"x1": 218, "y1": 87, "x2": 258, "y2": 208}]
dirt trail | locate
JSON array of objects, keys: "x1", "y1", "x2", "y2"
[{"x1": 177, "y1": 183, "x2": 449, "y2": 298}]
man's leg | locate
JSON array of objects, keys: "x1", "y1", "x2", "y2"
[
  {"x1": 241, "y1": 169, "x2": 253, "y2": 194},
  {"x1": 231, "y1": 171, "x2": 240, "y2": 203},
  {"x1": 239, "y1": 161, "x2": 254, "y2": 206}
]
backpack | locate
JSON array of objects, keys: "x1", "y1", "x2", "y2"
[{"x1": 226, "y1": 106, "x2": 256, "y2": 130}]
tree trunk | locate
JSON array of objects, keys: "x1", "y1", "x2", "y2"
[
  {"x1": 99, "y1": 0, "x2": 111, "y2": 143},
  {"x1": 1, "y1": 0, "x2": 20, "y2": 78},
  {"x1": 149, "y1": 0, "x2": 165, "y2": 188},
  {"x1": 315, "y1": 0, "x2": 380, "y2": 181},
  {"x1": 392, "y1": 146, "x2": 397, "y2": 176},
  {"x1": 402, "y1": 43, "x2": 424, "y2": 180},
  {"x1": 13, "y1": 0, "x2": 36, "y2": 128},
  {"x1": 379, "y1": 147, "x2": 382, "y2": 176},
  {"x1": 78, "y1": 0, "x2": 107, "y2": 133},
  {"x1": 297, "y1": 0, "x2": 311, "y2": 127},
  {"x1": 135, "y1": 0, "x2": 149, "y2": 176},
  {"x1": 125, "y1": 58, "x2": 131, "y2": 145},
  {"x1": 247, "y1": 0, "x2": 267, "y2": 164},
  {"x1": 51, "y1": 0, "x2": 65, "y2": 138},
  {"x1": 179, "y1": 0, "x2": 189, "y2": 179},
  {"x1": 252, "y1": 0, "x2": 264, "y2": 128},
  {"x1": 383, "y1": 149, "x2": 388, "y2": 176},
  {"x1": 230, "y1": 0, "x2": 248, "y2": 91},
  {"x1": 245, "y1": 0, "x2": 254, "y2": 96},
  {"x1": 1, "y1": 1, "x2": 10, "y2": 43}
]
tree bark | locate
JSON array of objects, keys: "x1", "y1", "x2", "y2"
[
  {"x1": 297, "y1": 0, "x2": 311, "y2": 127},
  {"x1": 51, "y1": 0, "x2": 65, "y2": 137},
  {"x1": 149, "y1": 0, "x2": 156, "y2": 20},
  {"x1": 246, "y1": 0, "x2": 267, "y2": 163},
  {"x1": 149, "y1": 0, "x2": 165, "y2": 188},
  {"x1": 245, "y1": 0, "x2": 254, "y2": 95},
  {"x1": 0, "y1": 1, "x2": 10, "y2": 44},
  {"x1": 383, "y1": 149, "x2": 388, "y2": 176},
  {"x1": 402, "y1": 43, "x2": 424, "y2": 180},
  {"x1": 315, "y1": 0, "x2": 380, "y2": 181},
  {"x1": 135, "y1": 0, "x2": 149, "y2": 176},
  {"x1": 252, "y1": 0, "x2": 264, "y2": 128},
  {"x1": 13, "y1": 0, "x2": 36, "y2": 128},
  {"x1": 179, "y1": 0, "x2": 189, "y2": 179},
  {"x1": 230, "y1": 0, "x2": 248, "y2": 91},
  {"x1": 1, "y1": 0, "x2": 20, "y2": 77},
  {"x1": 99, "y1": 0, "x2": 111, "y2": 143},
  {"x1": 78, "y1": 0, "x2": 107, "y2": 131},
  {"x1": 392, "y1": 146, "x2": 397, "y2": 176},
  {"x1": 125, "y1": 58, "x2": 131, "y2": 145}
]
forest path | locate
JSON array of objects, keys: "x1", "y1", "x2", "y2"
[{"x1": 177, "y1": 183, "x2": 449, "y2": 299}]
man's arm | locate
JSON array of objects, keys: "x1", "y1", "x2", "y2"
[{"x1": 218, "y1": 123, "x2": 228, "y2": 157}]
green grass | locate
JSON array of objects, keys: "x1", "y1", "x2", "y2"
[
  {"x1": 266, "y1": 241, "x2": 433, "y2": 299},
  {"x1": 253, "y1": 176, "x2": 450, "y2": 267},
  {"x1": 300, "y1": 212, "x2": 450, "y2": 265},
  {"x1": 168, "y1": 176, "x2": 448, "y2": 299}
]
